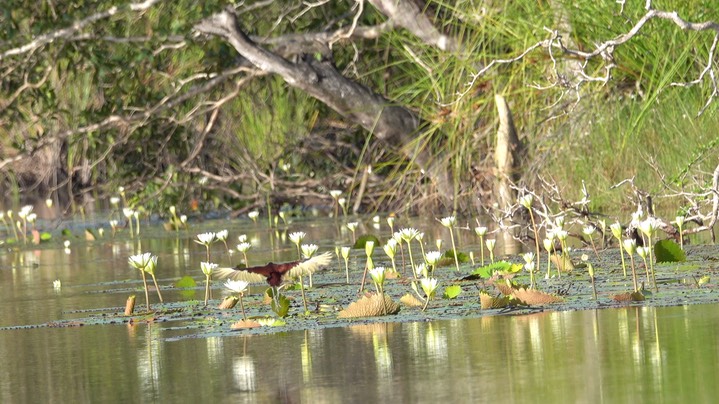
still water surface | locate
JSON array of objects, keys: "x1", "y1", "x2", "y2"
[{"x1": 0, "y1": 218, "x2": 716, "y2": 403}]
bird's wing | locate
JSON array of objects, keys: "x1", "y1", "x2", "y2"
[
  {"x1": 286, "y1": 251, "x2": 334, "y2": 278},
  {"x1": 213, "y1": 267, "x2": 266, "y2": 284}
]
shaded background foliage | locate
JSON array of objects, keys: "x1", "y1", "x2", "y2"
[{"x1": 1, "y1": 0, "x2": 717, "y2": 216}]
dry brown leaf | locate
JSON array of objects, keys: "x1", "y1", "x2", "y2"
[
  {"x1": 230, "y1": 319, "x2": 262, "y2": 329},
  {"x1": 479, "y1": 291, "x2": 510, "y2": 309},
  {"x1": 511, "y1": 287, "x2": 563, "y2": 305},
  {"x1": 612, "y1": 291, "x2": 645, "y2": 302},
  {"x1": 494, "y1": 280, "x2": 518, "y2": 296},
  {"x1": 400, "y1": 293, "x2": 423, "y2": 307},
  {"x1": 218, "y1": 296, "x2": 238, "y2": 309},
  {"x1": 338, "y1": 294, "x2": 400, "y2": 318}
]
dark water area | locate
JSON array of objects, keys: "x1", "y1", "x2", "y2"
[{"x1": 0, "y1": 215, "x2": 717, "y2": 402}]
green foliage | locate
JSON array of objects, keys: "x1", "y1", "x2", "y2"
[
  {"x1": 654, "y1": 239, "x2": 687, "y2": 263},
  {"x1": 2, "y1": 1, "x2": 718, "y2": 213},
  {"x1": 175, "y1": 276, "x2": 197, "y2": 288},
  {"x1": 442, "y1": 249, "x2": 470, "y2": 264},
  {"x1": 471, "y1": 261, "x2": 523, "y2": 278},
  {"x1": 353, "y1": 234, "x2": 381, "y2": 249},
  {"x1": 269, "y1": 290, "x2": 290, "y2": 318},
  {"x1": 443, "y1": 285, "x2": 462, "y2": 299}
]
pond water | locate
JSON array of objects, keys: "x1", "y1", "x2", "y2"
[{"x1": 0, "y1": 216, "x2": 717, "y2": 402}]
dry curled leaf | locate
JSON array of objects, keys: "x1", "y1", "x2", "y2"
[
  {"x1": 479, "y1": 291, "x2": 510, "y2": 309},
  {"x1": 612, "y1": 291, "x2": 645, "y2": 302},
  {"x1": 400, "y1": 293, "x2": 423, "y2": 307},
  {"x1": 493, "y1": 280, "x2": 519, "y2": 296},
  {"x1": 511, "y1": 287, "x2": 563, "y2": 305},
  {"x1": 230, "y1": 319, "x2": 262, "y2": 329},
  {"x1": 218, "y1": 296, "x2": 238, "y2": 309},
  {"x1": 338, "y1": 294, "x2": 400, "y2": 318}
]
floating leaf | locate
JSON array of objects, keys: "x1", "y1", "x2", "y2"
[
  {"x1": 353, "y1": 234, "x2": 381, "y2": 249},
  {"x1": 469, "y1": 261, "x2": 518, "y2": 279},
  {"x1": 175, "y1": 276, "x2": 197, "y2": 288},
  {"x1": 494, "y1": 279, "x2": 519, "y2": 296},
  {"x1": 511, "y1": 288, "x2": 563, "y2": 305},
  {"x1": 479, "y1": 291, "x2": 510, "y2": 309},
  {"x1": 270, "y1": 293, "x2": 290, "y2": 318},
  {"x1": 400, "y1": 293, "x2": 423, "y2": 307},
  {"x1": 230, "y1": 319, "x2": 261, "y2": 329},
  {"x1": 40, "y1": 232, "x2": 52, "y2": 241},
  {"x1": 218, "y1": 296, "x2": 238, "y2": 309},
  {"x1": 550, "y1": 253, "x2": 575, "y2": 272},
  {"x1": 257, "y1": 318, "x2": 286, "y2": 327},
  {"x1": 443, "y1": 285, "x2": 462, "y2": 299},
  {"x1": 612, "y1": 291, "x2": 645, "y2": 302},
  {"x1": 61, "y1": 229, "x2": 72, "y2": 237},
  {"x1": 338, "y1": 294, "x2": 400, "y2": 318},
  {"x1": 442, "y1": 250, "x2": 470, "y2": 263},
  {"x1": 85, "y1": 229, "x2": 97, "y2": 241},
  {"x1": 654, "y1": 239, "x2": 686, "y2": 263}
]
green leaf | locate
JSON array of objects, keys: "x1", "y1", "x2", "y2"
[
  {"x1": 353, "y1": 234, "x2": 380, "y2": 249},
  {"x1": 470, "y1": 261, "x2": 520, "y2": 278},
  {"x1": 443, "y1": 285, "x2": 462, "y2": 299},
  {"x1": 40, "y1": 232, "x2": 52, "y2": 241},
  {"x1": 271, "y1": 293, "x2": 290, "y2": 318},
  {"x1": 61, "y1": 229, "x2": 73, "y2": 237},
  {"x1": 442, "y1": 249, "x2": 470, "y2": 263},
  {"x1": 654, "y1": 239, "x2": 686, "y2": 263},
  {"x1": 175, "y1": 276, "x2": 197, "y2": 288}
]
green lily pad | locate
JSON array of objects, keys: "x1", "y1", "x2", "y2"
[
  {"x1": 443, "y1": 285, "x2": 462, "y2": 299},
  {"x1": 175, "y1": 276, "x2": 197, "y2": 288},
  {"x1": 654, "y1": 239, "x2": 686, "y2": 263},
  {"x1": 353, "y1": 234, "x2": 380, "y2": 249}
]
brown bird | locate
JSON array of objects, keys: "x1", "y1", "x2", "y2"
[{"x1": 214, "y1": 251, "x2": 334, "y2": 287}]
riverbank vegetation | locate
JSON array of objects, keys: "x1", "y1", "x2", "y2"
[{"x1": 1, "y1": 0, "x2": 718, "y2": 216}]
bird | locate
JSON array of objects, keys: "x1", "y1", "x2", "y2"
[{"x1": 214, "y1": 251, "x2": 334, "y2": 287}]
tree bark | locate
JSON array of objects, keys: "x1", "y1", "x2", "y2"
[{"x1": 194, "y1": 9, "x2": 453, "y2": 204}]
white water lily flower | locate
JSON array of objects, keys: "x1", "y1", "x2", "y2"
[
  {"x1": 622, "y1": 239, "x2": 637, "y2": 255},
  {"x1": 383, "y1": 239, "x2": 398, "y2": 258},
  {"x1": 122, "y1": 208, "x2": 134, "y2": 218},
  {"x1": 110, "y1": 197, "x2": 121, "y2": 206},
  {"x1": 610, "y1": 222, "x2": 623, "y2": 239},
  {"x1": 543, "y1": 239, "x2": 553, "y2": 252},
  {"x1": 301, "y1": 243, "x2": 319, "y2": 259},
  {"x1": 289, "y1": 231, "x2": 306, "y2": 245},
  {"x1": 128, "y1": 252, "x2": 153, "y2": 270},
  {"x1": 237, "y1": 242, "x2": 252, "y2": 253},
  {"x1": 439, "y1": 216, "x2": 456, "y2": 228},
  {"x1": 519, "y1": 194, "x2": 533, "y2": 209},
  {"x1": 398, "y1": 227, "x2": 420, "y2": 242},
  {"x1": 201, "y1": 261, "x2": 218, "y2": 276},
  {"x1": 364, "y1": 240, "x2": 375, "y2": 256},
  {"x1": 474, "y1": 226, "x2": 488, "y2": 237},
  {"x1": 369, "y1": 266, "x2": 386, "y2": 286},
  {"x1": 582, "y1": 226, "x2": 595, "y2": 236},
  {"x1": 341, "y1": 246, "x2": 351, "y2": 259},
  {"x1": 522, "y1": 252, "x2": 535, "y2": 263},
  {"x1": 425, "y1": 251, "x2": 442, "y2": 266},
  {"x1": 195, "y1": 232, "x2": 216, "y2": 246},
  {"x1": 637, "y1": 246, "x2": 650, "y2": 259},
  {"x1": 224, "y1": 279, "x2": 249, "y2": 294},
  {"x1": 555, "y1": 230, "x2": 568, "y2": 241},
  {"x1": 248, "y1": 210, "x2": 260, "y2": 221},
  {"x1": 639, "y1": 218, "x2": 659, "y2": 238},
  {"x1": 420, "y1": 277, "x2": 439, "y2": 299},
  {"x1": 329, "y1": 190, "x2": 343, "y2": 199},
  {"x1": 485, "y1": 239, "x2": 496, "y2": 251},
  {"x1": 346, "y1": 222, "x2": 358, "y2": 232},
  {"x1": 216, "y1": 229, "x2": 229, "y2": 242},
  {"x1": 18, "y1": 205, "x2": 33, "y2": 219}
]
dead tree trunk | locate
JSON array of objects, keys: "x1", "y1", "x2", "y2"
[
  {"x1": 194, "y1": 9, "x2": 453, "y2": 205},
  {"x1": 494, "y1": 94, "x2": 523, "y2": 255}
]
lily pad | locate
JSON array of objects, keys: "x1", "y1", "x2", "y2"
[
  {"x1": 338, "y1": 294, "x2": 400, "y2": 318},
  {"x1": 353, "y1": 234, "x2": 380, "y2": 249},
  {"x1": 654, "y1": 239, "x2": 686, "y2": 263},
  {"x1": 443, "y1": 285, "x2": 462, "y2": 299},
  {"x1": 175, "y1": 276, "x2": 197, "y2": 288}
]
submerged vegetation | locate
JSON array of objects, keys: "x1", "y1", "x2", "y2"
[{"x1": 0, "y1": 1, "x2": 718, "y2": 215}]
